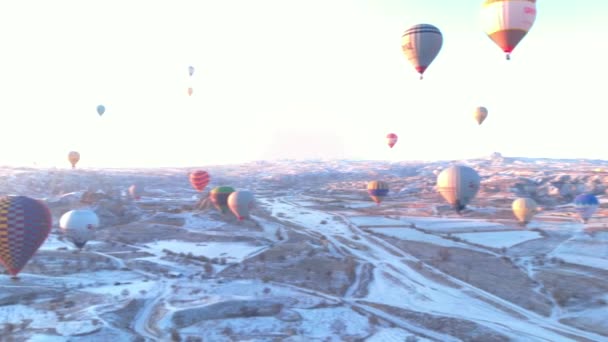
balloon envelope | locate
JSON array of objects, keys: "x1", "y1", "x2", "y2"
[
  {"x1": 96, "y1": 105, "x2": 105, "y2": 116},
  {"x1": 0, "y1": 196, "x2": 52, "y2": 276},
  {"x1": 188, "y1": 66, "x2": 195, "y2": 77},
  {"x1": 188, "y1": 87, "x2": 193, "y2": 96},
  {"x1": 436, "y1": 165, "x2": 481, "y2": 213},
  {"x1": 189, "y1": 170, "x2": 210, "y2": 192},
  {"x1": 128, "y1": 184, "x2": 143, "y2": 200},
  {"x1": 573, "y1": 194, "x2": 599, "y2": 223},
  {"x1": 401, "y1": 24, "x2": 443, "y2": 79},
  {"x1": 512, "y1": 197, "x2": 537, "y2": 224},
  {"x1": 210, "y1": 186, "x2": 235, "y2": 214},
  {"x1": 59, "y1": 209, "x2": 99, "y2": 249},
  {"x1": 386, "y1": 133, "x2": 398, "y2": 148},
  {"x1": 227, "y1": 190, "x2": 255, "y2": 220},
  {"x1": 68, "y1": 151, "x2": 80, "y2": 169},
  {"x1": 474, "y1": 106, "x2": 488, "y2": 125},
  {"x1": 480, "y1": 0, "x2": 537, "y2": 59},
  {"x1": 367, "y1": 181, "x2": 389, "y2": 205}
]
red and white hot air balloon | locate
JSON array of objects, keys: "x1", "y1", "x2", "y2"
[
  {"x1": 386, "y1": 133, "x2": 398, "y2": 148},
  {"x1": 189, "y1": 170, "x2": 210, "y2": 192}
]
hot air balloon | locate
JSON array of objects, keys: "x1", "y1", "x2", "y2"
[
  {"x1": 59, "y1": 209, "x2": 99, "y2": 250},
  {"x1": 68, "y1": 151, "x2": 80, "y2": 169},
  {"x1": 210, "y1": 186, "x2": 235, "y2": 214},
  {"x1": 401, "y1": 24, "x2": 443, "y2": 80},
  {"x1": 0, "y1": 196, "x2": 52, "y2": 278},
  {"x1": 189, "y1": 170, "x2": 210, "y2": 192},
  {"x1": 367, "y1": 181, "x2": 389, "y2": 205},
  {"x1": 512, "y1": 197, "x2": 537, "y2": 225},
  {"x1": 96, "y1": 105, "x2": 105, "y2": 116},
  {"x1": 227, "y1": 190, "x2": 255, "y2": 221},
  {"x1": 474, "y1": 106, "x2": 488, "y2": 125},
  {"x1": 386, "y1": 133, "x2": 398, "y2": 148},
  {"x1": 573, "y1": 194, "x2": 599, "y2": 223},
  {"x1": 188, "y1": 66, "x2": 195, "y2": 77},
  {"x1": 128, "y1": 184, "x2": 143, "y2": 200},
  {"x1": 436, "y1": 165, "x2": 481, "y2": 214},
  {"x1": 188, "y1": 87, "x2": 193, "y2": 96},
  {"x1": 480, "y1": 0, "x2": 537, "y2": 60}
]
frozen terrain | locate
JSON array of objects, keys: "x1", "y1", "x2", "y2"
[{"x1": 0, "y1": 156, "x2": 607, "y2": 341}]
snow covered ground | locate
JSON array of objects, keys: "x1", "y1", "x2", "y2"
[{"x1": 0, "y1": 158, "x2": 607, "y2": 341}]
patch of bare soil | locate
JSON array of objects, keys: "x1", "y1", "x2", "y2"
[
  {"x1": 220, "y1": 232, "x2": 357, "y2": 296},
  {"x1": 360, "y1": 301, "x2": 510, "y2": 342},
  {"x1": 388, "y1": 240, "x2": 554, "y2": 316},
  {"x1": 535, "y1": 267, "x2": 608, "y2": 309}
]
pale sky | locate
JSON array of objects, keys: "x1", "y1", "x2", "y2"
[{"x1": 0, "y1": 1, "x2": 605, "y2": 167}]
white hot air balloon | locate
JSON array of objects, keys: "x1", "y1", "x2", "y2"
[
  {"x1": 436, "y1": 165, "x2": 481, "y2": 214},
  {"x1": 480, "y1": 0, "x2": 537, "y2": 60},
  {"x1": 59, "y1": 209, "x2": 99, "y2": 249},
  {"x1": 227, "y1": 190, "x2": 255, "y2": 221}
]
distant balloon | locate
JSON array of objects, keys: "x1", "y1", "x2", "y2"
[
  {"x1": 128, "y1": 184, "x2": 143, "y2": 200},
  {"x1": 0, "y1": 196, "x2": 52, "y2": 277},
  {"x1": 189, "y1": 170, "x2": 210, "y2": 192},
  {"x1": 59, "y1": 209, "x2": 99, "y2": 249},
  {"x1": 474, "y1": 106, "x2": 488, "y2": 125},
  {"x1": 68, "y1": 151, "x2": 80, "y2": 169},
  {"x1": 436, "y1": 165, "x2": 481, "y2": 213},
  {"x1": 188, "y1": 66, "x2": 195, "y2": 77},
  {"x1": 386, "y1": 133, "x2": 398, "y2": 148},
  {"x1": 480, "y1": 0, "x2": 537, "y2": 60},
  {"x1": 367, "y1": 181, "x2": 389, "y2": 205},
  {"x1": 512, "y1": 197, "x2": 537, "y2": 225},
  {"x1": 96, "y1": 105, "x2": 105, "y2": 116},
  {"x1": 573, "y1": 194, "x2": 599, "y2": 223},
  {"x1": 401, "y1": 23, "x2": 443, "y2": 80},
  {"x1": 210, "y1": 186, "x2": 235, "y2": 214},
  {"x1": 188, "y1": 87, "x2": 193, "y2": 96},
  {"x1": 227, "y1": 190, "x2": 255, "y2": 221}
]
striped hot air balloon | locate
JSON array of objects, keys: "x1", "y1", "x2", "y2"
[
  {"x1": 189, "y1": 170, "x2": 210, "y2": 192},
  {"x1": 367, "y1": 181, "x2": 389, "y2": 205},
  {"x1": 68, "y1": 151, "x2": 80, "y2": 169},
  {"x1": 436, "y1": 165, "x2": 481, "y2": 214},
  {"x1": 481, "y1": 0, "x2": 537, "y2": 60},
  {"x1": 386, "y1": 133, "x2": 398, "y2": 148},
  {"x1": 0, "y1": 196, "x2": 52, "y2": 277},
  {"x1": 401, "y1": 24, "x2": 443, "y2": 80},
  {"x1": 512, "y1": 197, "x2": 537, "y2": 225},
  {"x1": 210, "y1": 186, "x2": 235, "y2": 214},
  {"x1": 474, "y1": 106, "x2": 488, "y2": 125}
]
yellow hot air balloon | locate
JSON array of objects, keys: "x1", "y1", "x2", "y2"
[
  {"x1": 474, "y1": 106, "x2": 488, "y2": 125},
  {"x1": 512, "y1": 197, "x2": 537, "y2": 225},
  {"x1": 481, "y1": 0, "x2": 537, "y2": 60}
]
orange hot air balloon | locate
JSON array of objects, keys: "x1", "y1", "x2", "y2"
[
  {"x1": 386, "y1": 133, "x2": 398, "y2": 148},
  {"x1": 189, "y1": 170, "x2": 210, "y2": 192},
  {"x1": 68, "y1": 151, "x2": 80, "y2": 169},
  {"x1": 188, "y1": 87, "x2": 193, "y2": 96},
  {"x1": 0, "y1": 196, "x2": 52, "y2": 278}
]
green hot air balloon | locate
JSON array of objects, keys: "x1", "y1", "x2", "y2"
[{"x1": 209, "y1": 186, "x2": 235, "y2": 214}]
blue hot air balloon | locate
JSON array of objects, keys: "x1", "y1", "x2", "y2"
[{"x1": 573, "y1": 194, "x2": 599, "y2": 223}]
